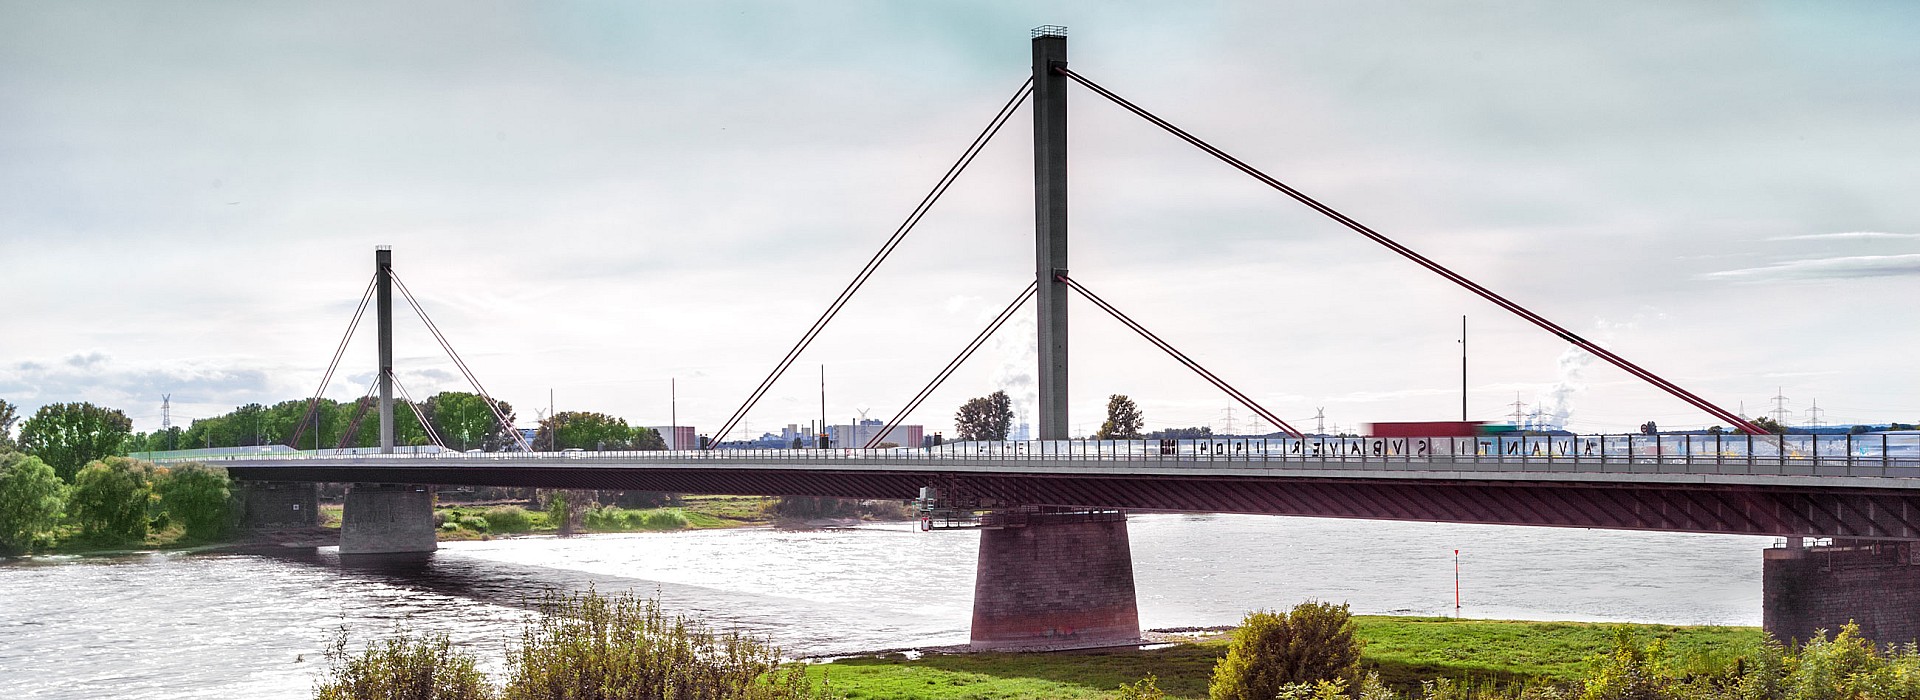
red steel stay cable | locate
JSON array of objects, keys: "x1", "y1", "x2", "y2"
[
  {"x1": 863, "y1": 281, "x2": 1037, "y2": 449},
  {"x1": 706, "y1": 79, "x2": 1034, "y2": 447},
  {"x1": 1060, "y1": 273, "x2": 1306, "y2": 440},
  {"x1": 1058, "y1": 67, "x2": 1767, "y2": 435}
]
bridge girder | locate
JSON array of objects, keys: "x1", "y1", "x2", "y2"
[{"x1": 232, "y1": 465, "x2": 1920, "y2": 540}]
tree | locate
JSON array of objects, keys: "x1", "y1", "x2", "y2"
[
  {"x1": 422, "y1": 392, "x2": 519, "y2": 452},
  {"x1": 1749, "y1": 416, "x2": 1788, "y2": 435},
  {"x1": 1096, "y1": 394, "x2": 1145, "y2": 440},
  {"x1": 1209, "y1": 602, "x2": 1363, "y2": 700},
  {"x1": 68, "y1": 456, "x2": 158, "y2": 544},
  {"x1": 536, "y1": 411, "x2": 653, "y2": 451},
  {"x1": 19, "y1": 402, "x2": 133, "y2": 482},
  {"x1": 0, "y1": 398, "x2": 19, "y2": 450},
  {"x1": 1150, "y1": 426, "x2": 1213, "y2": 440},
  {"x1": 955, "y1": 390, "x2": 1013, "y2": 441},
  {"x1": 156, "y1": 463, "x2": 232, "y2": 541},
  {"x1": 0, "y1": 452, "x2": 66, "y2": 555}
]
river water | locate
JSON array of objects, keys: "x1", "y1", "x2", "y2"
[{"x1": 0, "y1": 514, "x2": 1767, "y2": 699}]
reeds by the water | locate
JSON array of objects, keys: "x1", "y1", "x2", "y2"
[{"x1": 314, "y1": 589, "x2": 834, "y2": 700}]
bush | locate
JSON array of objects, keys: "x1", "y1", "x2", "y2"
[
  {"x1": 0, "y1": 453, "x2": 66, "y2": 555},
  {"x1": 581, "y1": 506, "x2": 688, "y2": 532},
  {"x1": 637, "y1": 508, "x2": 687, "y2": 530},
  {"x1": 1210, "y1": 601, "x2": 1363, "y2": 700},
  {"x1": 313, "y1": 629, "x2": 494, "y2": 700},
  {"x1": 1118, "y1": 674, "x2": 1167, "y2": 700},
  {"x1": 501, "y1": 590, "x2": 833, "y2": 699},
  {"x1": 156, "y1": 462, "x2": 231, "y2": 541},
  {"x1": 482, "y1": 506, "x2": 532, "y2": 533},
  {"x1": 68, "y1": 457, "x2": 158, "y2": 544}
]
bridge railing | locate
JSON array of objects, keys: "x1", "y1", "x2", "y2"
[{"x1": 165, "y1": 432, "x2": 1920, "y2": 478}]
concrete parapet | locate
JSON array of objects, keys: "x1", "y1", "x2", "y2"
[
  {"x1": 238, "y1": 481, "x2": 319, "y2": 530},
  {"x1": 340, "y1": 483, "x2": 438, "y2": 555},
  {"x1": 1764, "y1": 540, "x2": 1920, "y2": 645},
  {"x1": 970, "y1": 513, "x2": 1140, "y2": 650}
]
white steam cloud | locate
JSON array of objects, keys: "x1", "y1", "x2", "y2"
[{"x1": 988, "y1": 308, "x2": 1037, "y2": 438}]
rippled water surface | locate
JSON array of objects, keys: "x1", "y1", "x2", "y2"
[{"x1": 0, "y1": 514, "x2": 1767, "y2": 699}]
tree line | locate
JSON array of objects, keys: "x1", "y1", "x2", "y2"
[
  {"x1": 0, "y1": 450, "x2": 233, "y2": 556},
  {"x1": 125, "y1": 392, "x2": 522, "y2": 453}
]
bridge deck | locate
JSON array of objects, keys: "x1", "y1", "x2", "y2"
[
  {"x1": 184, "y1": 434, "x2": 1920, "y2": 489},
  {"x1": 186, "y1": 436, "x2": 1920, "y2": 540}
]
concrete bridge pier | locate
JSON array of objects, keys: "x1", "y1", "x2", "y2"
[
  {"x1": 339, "y1": 483, "x2": 438, "y2": 555},
  {"x1": 1764, "y1": 540, "x2": 1920, "y2": 645},
  {"x1": 970, "y1": 511, "x2": 1140, "y2": 650},
  {"x1": 238, "y1": 481, "x2": 319, "y2": 531}
]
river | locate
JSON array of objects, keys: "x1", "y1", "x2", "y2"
[{"x1": 0, "y1": 513, "x2": 1767, "y2": 699}]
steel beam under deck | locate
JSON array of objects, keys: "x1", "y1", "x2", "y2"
[{"x1": 228, "y1": 463, "x2": 1920, "y2": 540}]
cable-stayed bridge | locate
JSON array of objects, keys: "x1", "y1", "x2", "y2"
[{"x1": 193, "y1": 28, "x2": 1920, "y2": 650}]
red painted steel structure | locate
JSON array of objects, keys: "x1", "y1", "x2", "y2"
[{"x1": 231, "y1": 464, "x2": 1920, "y2": 540}]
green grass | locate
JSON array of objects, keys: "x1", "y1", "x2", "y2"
[
  {"x1": 424, "y1": 501, "x2": 757, "y2": 540},
  {"x1": 812, "y1": 617, "x2": 1767, "y2": 700},
  {"x1": 1354, "y1": 616, "x2": 1763, "y2": 687},
  {"x1": 680, "y1": 494, "x2": 778, "y2": 523},
  {"x1": 816, "y1": 645, "x2": 1223, "y2": 700}
]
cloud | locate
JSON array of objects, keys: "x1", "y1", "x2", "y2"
[
  {"x1": 1768, "y1": 231, "x2": 1920, "y2": 242},
  {"x1": 0, "y1": 350, "x2": 287, "y2": 427},
  {"x1": 1700, "y1": 254, "x2": 1920, "y2": 282}
]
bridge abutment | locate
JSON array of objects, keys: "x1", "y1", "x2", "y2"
[
  {"x1": 970, "y1": 511, "x2": 1140, "y2": 650},
  {"x1": 340, "y1": 483, "x2": 438, "y2": 555},
  {"x1": 1764, "y1": 540, "x2": 1920, "y2": 645}
]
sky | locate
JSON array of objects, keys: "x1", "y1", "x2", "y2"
[{"x1": 3, "y1": 1, "x2": 1917, "y2": 439}]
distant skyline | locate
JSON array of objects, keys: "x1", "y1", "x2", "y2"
[{"x1": 4, "y1": 2, "x2": 1917, "y2": 438}]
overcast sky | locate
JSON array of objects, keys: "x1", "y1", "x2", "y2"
[{"x1": 3, "y1": 1, "x2": 1916, "y2": 439}]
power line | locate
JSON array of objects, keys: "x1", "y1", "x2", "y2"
[{"x1": 1771, "y1": 387, "x2": 1792, "y2": 425}]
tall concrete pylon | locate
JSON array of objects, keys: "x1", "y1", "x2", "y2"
[
  {"x1": 1033, "y1": 27, "x2": 1070, "y2": 441},
  {"x1": 376, "y1": 245, "x2": 394, "y2": 454},
  {"x1": 969, "y1": 26, "x2": 1142, "y2": 651}
]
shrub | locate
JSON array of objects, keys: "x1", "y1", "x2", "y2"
[
  {"x1": 68, "y1": 456, "x2": 158, "y2": 544},
  {"x1": 1210, "y1": 601, "x2": 1363, "y2": 700},
  {"x1": 456, "y1": 514, "x2": 489, "y2": 533},
  {"x1": 1118, "y1": 674, "x2": 1167, "y2": 700},
  {"x1": 1579, "y1": 629, "x2": 1675, "y2": 700},
  {"x1": 313, "y1": 629, "x2": 494, "y2": 700},
  {"x1": 637, "y1": 508, "x2": 687, "y2": 530},
  {"x1": 482, "y1": 506, "x2": 532, "y2": 533},
  {"x1": 0, "y1": 453, "x2": 66, "y2": 555},
  {"x1": 581, "y1": 505, "x2": 625, "y2": 531},
  {"x1": 156, "y1": 462, "x2": 231, "y2": 541},
  {"x1": 580, "y1": 506, "x2": 688, "y2": 532},
  {"x1": 501, "y1": 590, "x2": 832, "y2": 699}
]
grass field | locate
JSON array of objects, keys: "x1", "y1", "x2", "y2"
[
  {"x1": 422, "y1": 495, "x2": 780, "y2": 539},
  {"x1": 810, "y1": 616, "x2": 1767, "y2": 700}
]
